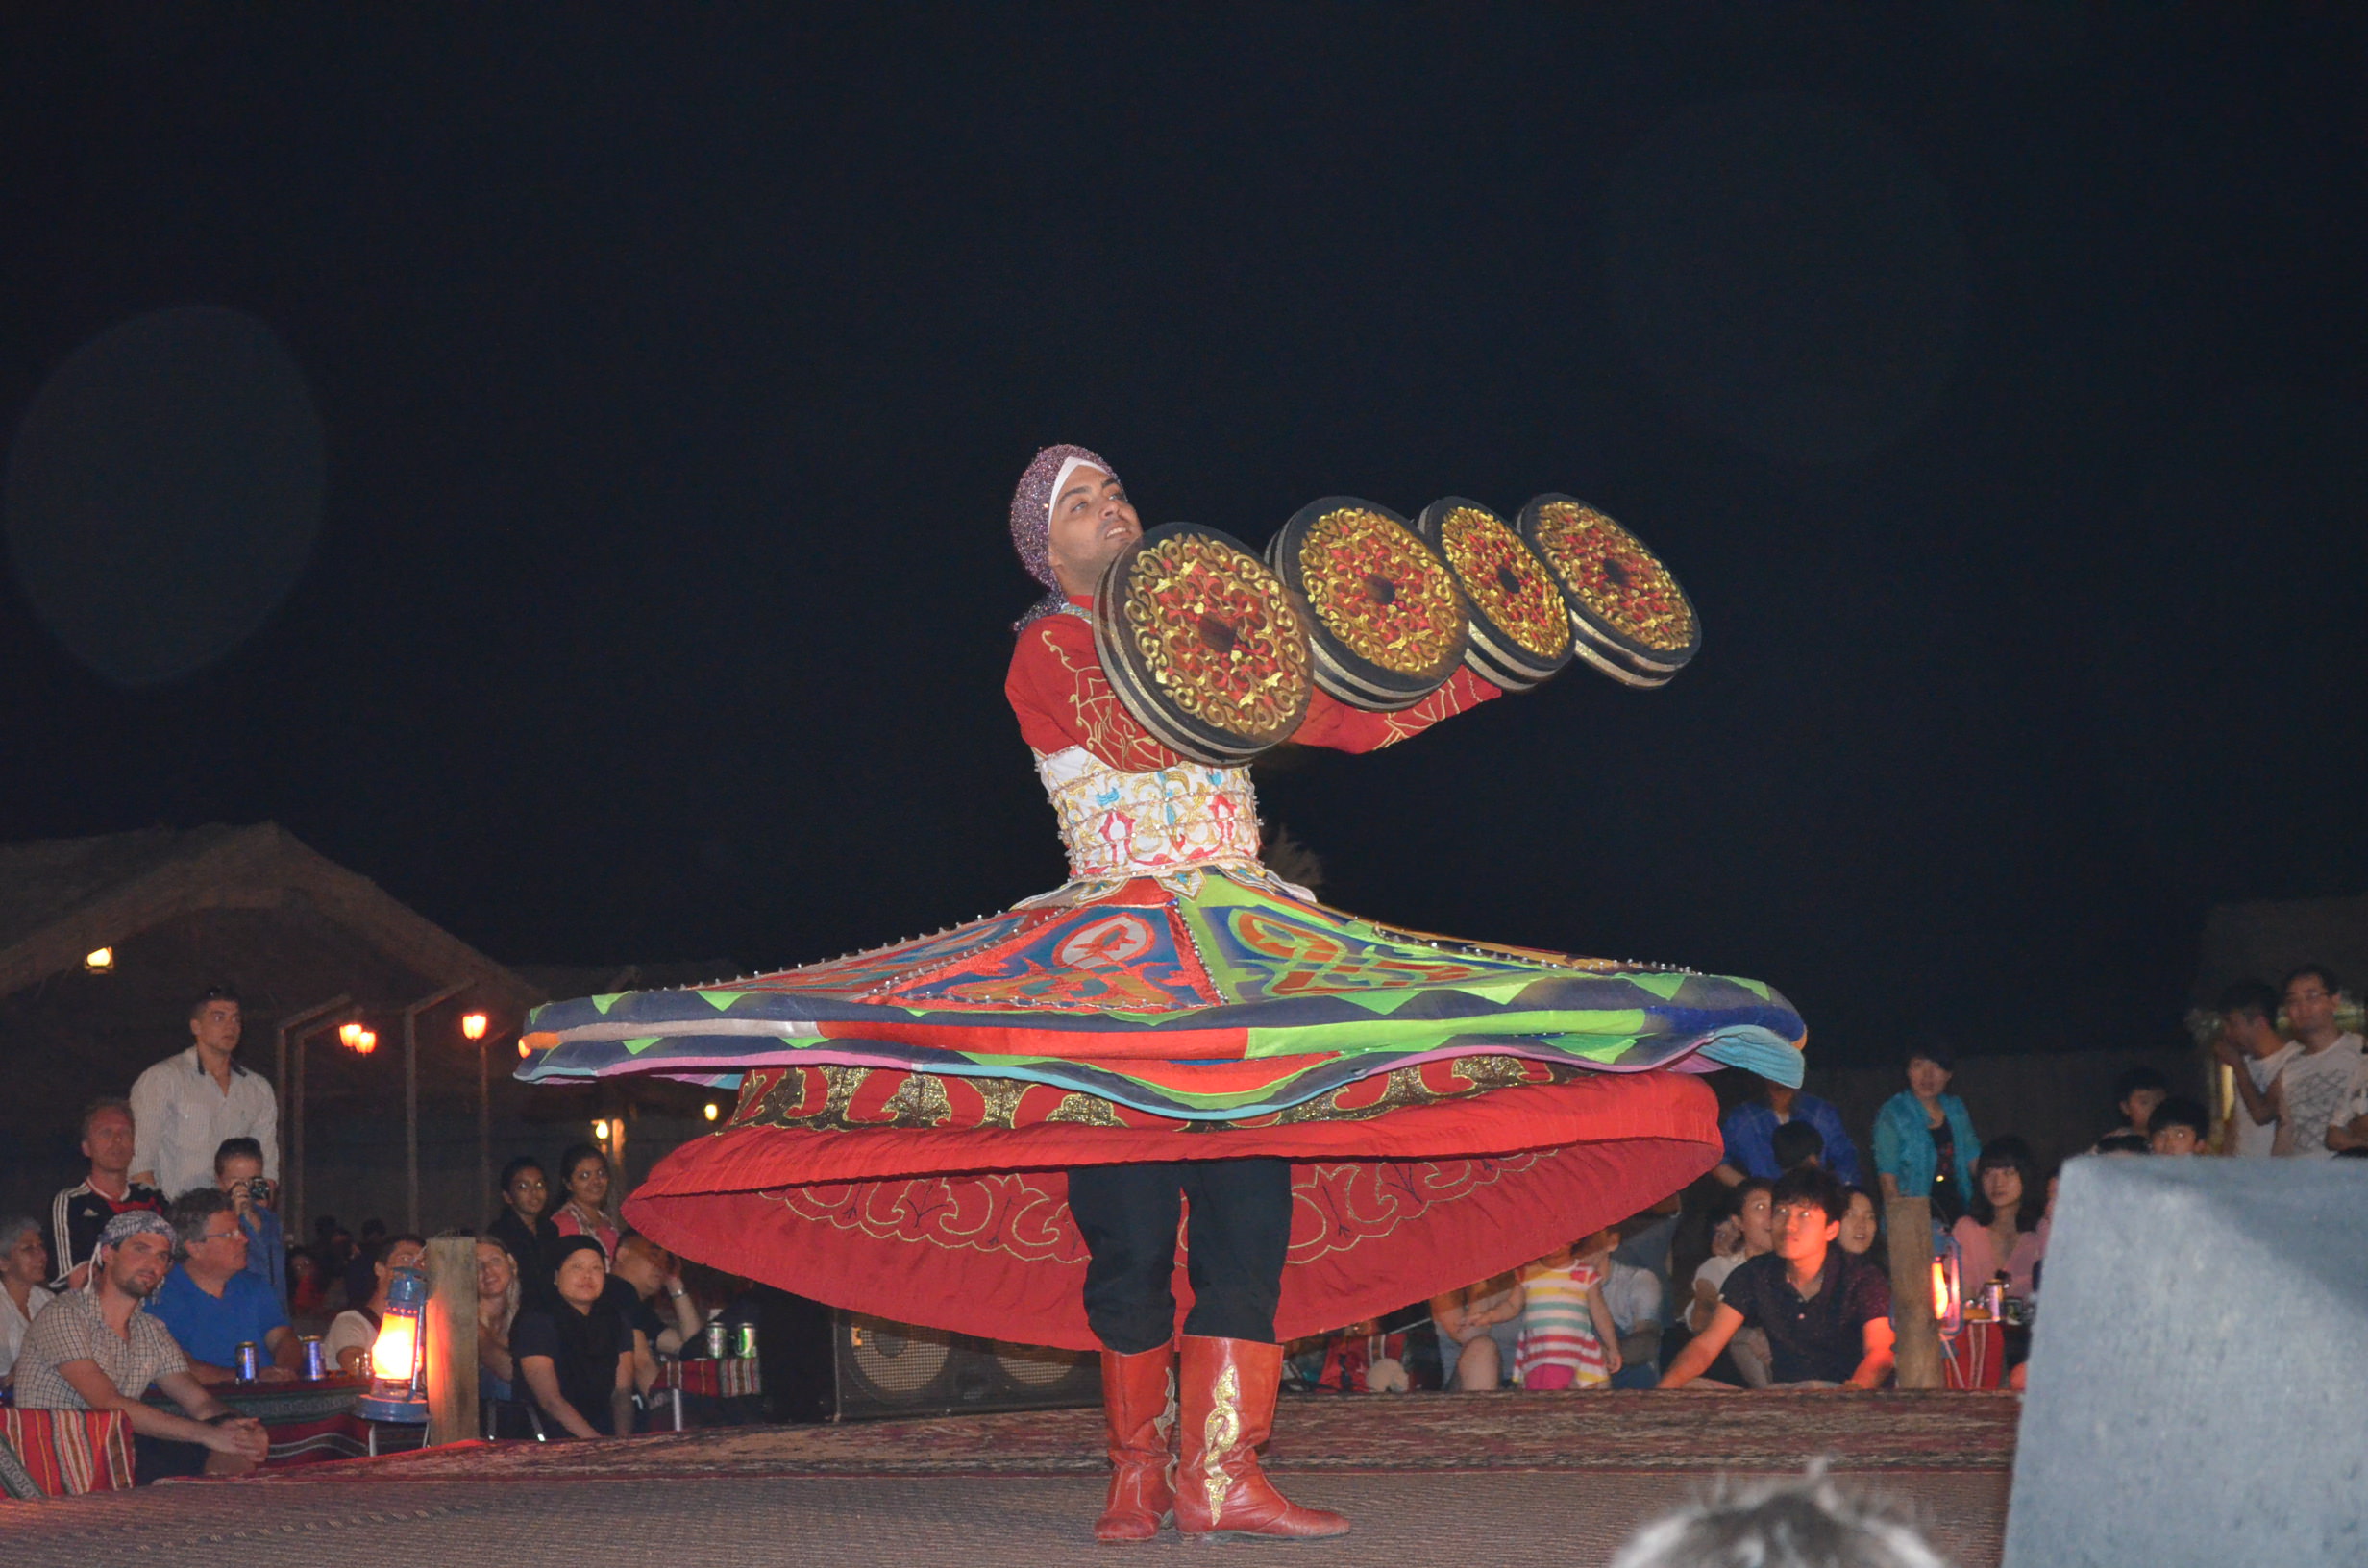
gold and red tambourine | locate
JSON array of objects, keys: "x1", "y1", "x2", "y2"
[
  {"x1": 1517, "y1": 495, "x2": 1700, "y2": 689},
  {"x1": 1093, "y1": 522, "x2": 1314, "y2": 766},
  {"x1": 1413, "y1": 498, "x2": 1574, "y2": 691},
  {"x1": 1266, "y1": 498, "x2": 1468, "y2": 711}
]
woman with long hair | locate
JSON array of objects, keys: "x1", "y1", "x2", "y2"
[{"x1": 551, "y1": 1144, "x2": 621, "y2": 1261}]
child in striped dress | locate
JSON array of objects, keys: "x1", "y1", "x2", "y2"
[{"x1": 1512, "y1": 1243, "x2": 1622, "y2": 1390}]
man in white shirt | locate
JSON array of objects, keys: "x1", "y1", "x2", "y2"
[
  {"x1": 2227, "y1": 967, "x2": 2363, "y2": 1160},
  {"x1": 2213, "y1": 980, "x2": 2299, "y2": 1158},
  {"x1": 128, "y1": 988, "x2": 279, "y2": 1200}
]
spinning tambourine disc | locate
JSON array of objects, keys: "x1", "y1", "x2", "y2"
[
  {"x1": 1265, "y1": 497, "x2": 1468, "y2": 711},
  {"x1": 1093, "y1": 522, "x2": 1315, "y2": 766},
  {"x1": 1518, "y1": 495, "x2": 1700, "y2": 689},
  {"x1": 1412, "y1": 498, "x2": 1573, "y2": 691}
]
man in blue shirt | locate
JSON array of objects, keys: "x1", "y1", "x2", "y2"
[
  {"x1": 146, "y1": 1188, "x2": 301, "y2": 1382},
  {"x1": 1714, "y1": 1083, "x2": 1863, "y2": 1188}
]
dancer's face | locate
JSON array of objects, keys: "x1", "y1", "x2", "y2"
[{"x1": 1047, "y1": 465, "x2": 1140, "y2": 596}]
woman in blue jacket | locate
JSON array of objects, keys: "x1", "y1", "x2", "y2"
[{"x1": 1872, "y1": 1044, "x2": 1980, "y2": 1225}]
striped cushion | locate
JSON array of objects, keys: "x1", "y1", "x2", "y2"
[{"x1": 0, "y1": 1408, "x2": 136, "y2": 1498}]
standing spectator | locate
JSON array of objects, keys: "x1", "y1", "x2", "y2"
[
  {"x1": 1714, "y1": 1082, "x2": 1863, "y2": 1187},
  {"x1": 553, "y1": 1144, "x2": 623, "y2": 1260},
  {"x1": 1872, "y1": 1044, "x2": 1980, "y2": 1224},
  {"x1": 2271, "y1": 968, "x2": 2361, "y2": 1159},
  {"x1": 145, "y1": 1189, "x2": 302, "y2": 1382},
  {"x1": 2213, "y1": 980, "x2": 2298, "y2": 1158},
  {"x1": 512, "y1": 1237, "x2": 634, "y2": 1437},
  {"x1": 2092, "y1": 1066, "x2": 2170, "y2": 1148},
  {"x1": 1951, "y1": 1138, "x2": 2049, "y2": 1302},
  {"x1": 47, "y1": 1098, "x2": 166, "y2": 1291},
  {"x1": 323, "y1": 1236, "x2": 427, "y2": 1375},
  {"x1": 1, "y1": 1215, "x2": 57, "y2": 1388},
  {"x1": 1513, "y1": 1241, "x2": 1619, "y2": 1390},
  {"x1": 213, "y1": 1138, "x2": 284, "y2": 1304},
  {"x1": 485, "y1": 1156, "x2": 560, "y2": 1279},
  {"x1": 475, "y1": 1238, "x2": 522, "y2": 1400},
  {"x1": 608, "y1": 1233, "x2": 707, "y2": 1396},
  {"x1": 1659, "y1": 1167, "x2": 1896, "y2": 1391},
  {"x1": 1429, "y1": 1271, "x2": 1522, "y2": 1391},
  {"x1": 11, "y1": 1212, "x2": 269, "y2": 1481},
  {"x1": 1836, "y1": 1186, "x2": 1882, "y2": 1260},
  {"x1": 2149, "y1": 1098, "x2": 2210, "y2": 1155},
  {"x1": 128, "y1": 987, "x2": 278, "y2": 1201}
]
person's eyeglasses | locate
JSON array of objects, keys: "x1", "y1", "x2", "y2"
[{"x1": 201, "y1": 1227, "x2": 240, "y2": 1243}]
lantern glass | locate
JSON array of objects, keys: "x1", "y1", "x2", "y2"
[
  {"x1": 461, "y1": 1012, "x2": 489, "y2": 1041},
  {"x1": 356, "y1": 1266, "x2": 432, "y2": 1423}
]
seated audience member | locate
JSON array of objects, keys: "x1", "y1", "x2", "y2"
[
  {"x1": 1429, "y1": 1271, "x2": 1522, "y2": 1391},
  {"x1": 1952, "y1": 1138, "x2": 2049, "y2": 1301},
  {"x1": 213, "y1": 1137, "x2": 285, "y2": 1306},
  {"x1": 146, "y1": 1188, "x2": 302, "y2": 1382},
  {"x1": 1836, "y1": 1186, "x2": 1881, "y2": 1259},
  {"x1": 1513, "y1": 1241, "x2": 1619, "y2": 1390},
  {"x1": 2, "y1": 1214, "x2": 57, "y2": 1388},
  {"x1": 2094, "y1": 1066, "x2": 2170, "y2": 1148},
  {"x1": 2326, "y1": 1073, "x2": 2368, "y2": 1157},
  {"x1": 2211, "y1": 979, "x2": 2296, "y2": 1157},
  {"x1": 476, "y1": 1237, "x2": 522, "y2": 1399},
  {"x1": 512, "y1": 1237, "x2": 634, "y2": 1437},
  {"x1": 2232, "y1": 966, "x2": 2362, "y2": 1159},
  {"x1": 1688, "y1": 1180, "x2": 1773, "y2": 1334},
  {"x1": 1872, "y1": 1045, "x2": 1979, "y2": 1225},
  {"x1": 12, "y1": 1212, "x2": 269, "y2": 1481},
  {"x1": 1608, "y1": 1471, "x2": 1948, "y2": 1568},
  {"x1": 2093, "y1": 1133, "x2": 2151, "y2": 1156},
  {"x1": 343, "y1": 1219, "x2": 388, "y2": 1307},
  {"x1": 486, "y1": 1156, "x2": 559, "y2": 1281},
  {"x1": 1714, "y1": 1082, "x2": 1864, "y2": 1188},
  {"x1": 289, "y1": 1250, "x2": 328, "y2": 1314},
  {"x1": 1589, "y1": 1225, "x2": 1665, "y2": 1389},
  {"x1": 1770, "y1": 1119, "x2": 1825, "y2": 1173},
  {"x1": 608, "y1": 1232, "x2": 707, "y2": 1396},
  {"x1": 551, "y1": 1144, "x2": 623, "y2": 1260},
  {"x1": 2148, "y1": 1096, "x2": 2212, "y2": 1156},
  {"x1": 46, "y1": 1097, "x2": 166, "y2": 1291},
  {"x1": 324, "y1": 1235, "x2": 428, "y2": 1375},
  {"x1": 1659, "y1": 1166, "x2": 1895, "y2": 1391}
]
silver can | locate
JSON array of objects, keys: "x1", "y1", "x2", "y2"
[
  {"x1": 1981, "y1": 1281, "x2": 2006, "y2": 1322},
  {"x1": 302, "y1": 1336, "x2": 326, "y2": 1379},
  {"x1": 234, "y1": 1341, "x2": 259, "y2": 1381},
  {"x1": 734, "y1": 1321, "x2": 759, "y2": 1360},
  {"x1": 703, "y1": 1320, "x2": 728, "y2": 1360}
]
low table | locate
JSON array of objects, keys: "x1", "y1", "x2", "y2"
[{"x1": 147, "y1": 1375, "x2": 411, "y2": 1466}]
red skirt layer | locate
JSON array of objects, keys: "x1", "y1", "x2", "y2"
[{"x1": 623, "y1": 1070, "x2": 1718, "y2": 1349}]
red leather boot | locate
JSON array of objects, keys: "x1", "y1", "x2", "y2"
[
  {"x1": 1094, "y1": 1344, "x2": 1176, "y2": 1542},
  {"x1": 1172, "y1": 1335, "x2": 1350, "y2": 1540}
]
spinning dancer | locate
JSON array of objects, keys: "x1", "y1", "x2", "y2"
[{"x1": 519, "y1": 444, "x2": 1804, "y2": 1542}]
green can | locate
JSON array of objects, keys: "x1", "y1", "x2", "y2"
[{"x1": 733, "y1": 1321, "x2": 759, "y2": 1360}]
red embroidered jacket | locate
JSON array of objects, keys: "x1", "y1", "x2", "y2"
[{"x1": 1005, "y1": 596, "x2": 1500, "y2": 771}]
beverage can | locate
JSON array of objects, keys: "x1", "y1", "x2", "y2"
[
  {"x1": 234, "y1": 1341, "x2": 259, "y2": 1381},
  {"x1": 734, "y1": 1321, "x2": 759, "y2": 1360},
  {"x1": 302, "y1": 1336, "x2": 325, "y2": 1379},
  {"x1": 704, "y1": 1320, "x2": 728, "y2": 1360},
  {"x1": 1981, "y1": 1281, "x2": 2006, "y2": 1322}
]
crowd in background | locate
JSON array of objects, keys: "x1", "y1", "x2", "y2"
[{"x1": 5, "y1": 965, "x2": 2363, "y2": 1482}]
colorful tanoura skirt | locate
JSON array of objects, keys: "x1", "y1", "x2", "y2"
[{"x1": 520, "y1": 868, "x2": 1803, "y2": 1348}]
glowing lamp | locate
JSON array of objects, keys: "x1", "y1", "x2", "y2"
[
  {"x1": 353, "y1": 1029, "x2": 378, "y2": 1055},
  {"x1": 461, "y1": 1012, "x2": 489, "y2": 1041},
  {"x1": 593, "y1": 1118, "x2": 611, "y2": 1140},
  {"x1": 1932, "y1": 1234, "x2": 1963, "y2": 1336},
  {"x1": 703, "y1": 1102, "x2": 720, "y2": 1122},
  {"x1": 356, "y1": 1265, "x2": 431, "y2": 1423},
  {"x1": 518, "y1": 1038, "x2": 533, "y2": 1058},
  {"x1": 339, "y1": 1021, "x2": 364, "y2": 1048},
  {"x1": 84, "y1": 947, "x2": 114, "y2": 973}
]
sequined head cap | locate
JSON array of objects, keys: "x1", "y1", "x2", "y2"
[{"x1": 1010, "y1": 443, "x2": 1119, "y2": 630}]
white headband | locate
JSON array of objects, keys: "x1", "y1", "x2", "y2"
[{"x1": 1048, "y1": 455, "x2": 1106, "y2": 522}]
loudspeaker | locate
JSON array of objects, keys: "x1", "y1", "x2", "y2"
[
  {"x1": 754, "y1": 1286, "x2": 1102, "y2": 1423},
  {"x1": 2003, "y1": 1158, "x2": 2368, "y2": 1567}
]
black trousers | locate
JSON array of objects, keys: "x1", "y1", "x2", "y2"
[{"x1": 1067, "y1": 1157, "x2": 1292, "y2": 1355}]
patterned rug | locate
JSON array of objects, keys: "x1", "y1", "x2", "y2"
[{"x1": 239, "y1": 1389, "x2": 2019, "y2": 1482}]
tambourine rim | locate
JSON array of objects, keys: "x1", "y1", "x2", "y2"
[
  {"x1": 1269, "y1": 496, "x2": 1468, "y2": 711},
  {"x1": 1520, "y1": 493, "x2": 1701, "y2": 673},
  {"x1": 1414, "y1": 496, "x2": 1574, "y2": 681}
]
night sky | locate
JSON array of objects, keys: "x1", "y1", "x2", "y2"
[{"x1": 3, "y1": 6, "x2": 2363, "y2": 1066}]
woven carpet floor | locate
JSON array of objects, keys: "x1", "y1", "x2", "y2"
[{"x1": 0, "y1": 1393, "x2": 2017, "y2": 1568}]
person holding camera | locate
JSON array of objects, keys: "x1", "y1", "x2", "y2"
[{"x1": 214, "y1": 1138, "x2": 285, "y2": 1307}]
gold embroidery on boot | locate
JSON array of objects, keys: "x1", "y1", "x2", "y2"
[{"x1": 1201, "y1": 1363, "x2": 1241, "y2": 1528}]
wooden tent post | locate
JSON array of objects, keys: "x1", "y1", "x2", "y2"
[
  {"x1": 1885, "y1": 1196, "x2": 1944, "y2": 1389},
  {"x1": 423, "y1": 1236, "x2": 479, "y2": 1445}
]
